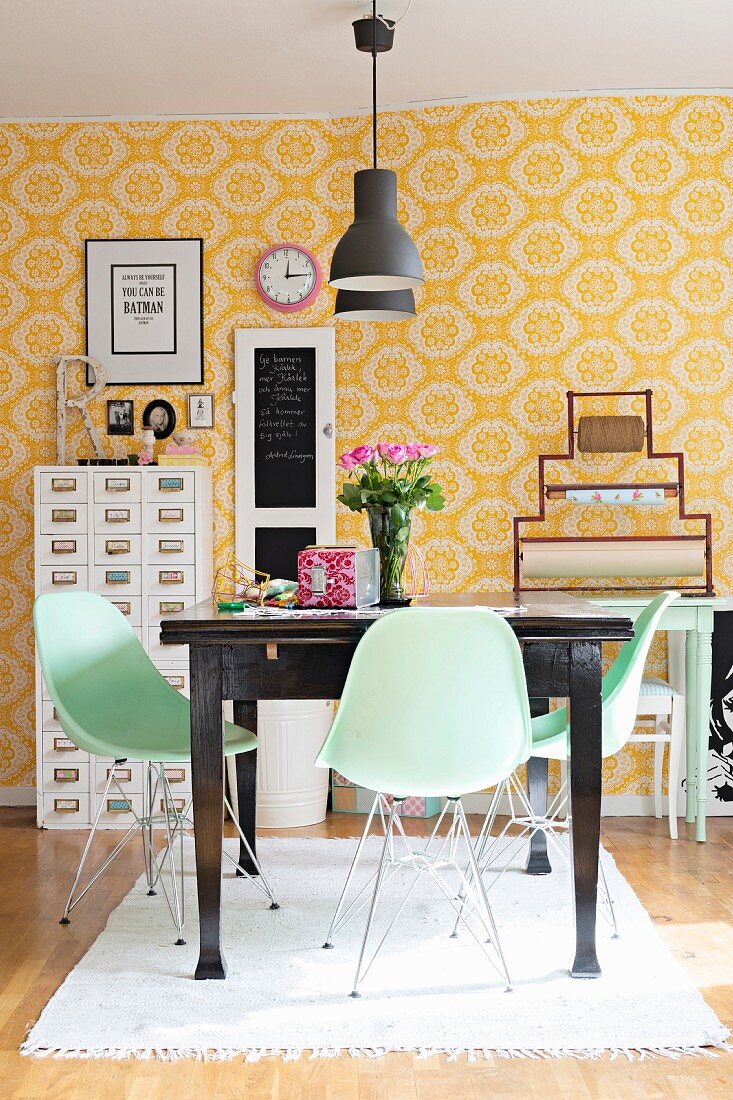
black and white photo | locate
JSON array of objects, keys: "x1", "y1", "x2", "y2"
[
  {"x1": 142, "y1": 398, "x2": 176, "y2": 439},
  {"x1": 106, "y1": 399, "x2": 134, "y2": 436}
]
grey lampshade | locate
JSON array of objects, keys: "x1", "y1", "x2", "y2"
[
  {"x1": 329, "y1": 168, "x2": 424, "y2": 292},
  {"x1": 334, "y1": 288, "x2": 416, "y2": 321}
]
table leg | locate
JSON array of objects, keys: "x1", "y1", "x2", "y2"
[
  {"x1": 233, "y1": 702, "x2": 259, "y2": 876},
  {"x1": 568, "y1": 640, "x2": 602, "y2": 979},
  {"x1": 695, "y1": 630, "x2": 713, "y2": 842},
  {"x1": 685, "y1": 631, "x2": 698, "y2": 825},
  {"x1": 525, "y1": 700, "x2": 552, "y2": 874},
  {"x1": 190, "y1": 644, "x2": 227, "y2": 980}
]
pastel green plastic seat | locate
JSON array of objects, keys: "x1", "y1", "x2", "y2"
[
  {"x1": 34, "y1": 591, "x2": 277, "y2": 937},
  {"x1": 473, "y1": 591, "x2": 679, "y2": 938},
  {"x1": 528, "y1": 591, "x2": 679, "y2": 762},
  {"x1": 316, "y1": 606, "x2": 533, "y2": 996},
  {"x1": 34, "y1": 591, "x2": 255, "y2": 762}
]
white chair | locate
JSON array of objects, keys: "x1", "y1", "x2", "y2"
[{"x1": 631, "y1": 676, "x2": 685, "y2": 839}]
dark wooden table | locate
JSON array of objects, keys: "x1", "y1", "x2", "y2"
[{"x1": 161, "y1": 591, "x2": 633, "y2": 982}]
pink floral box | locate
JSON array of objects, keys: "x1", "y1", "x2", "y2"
[{"x1": 298, "y1": 546, "x2": 379, "y2": 608}]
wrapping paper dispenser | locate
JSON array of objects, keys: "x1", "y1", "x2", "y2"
[{"x1": 513, "y1": 389, "x2": 713, "y2": 593}]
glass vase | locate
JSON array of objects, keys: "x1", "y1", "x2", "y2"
[{"x1": 367, "y1": 504, "x2": 412, "y2": 604}]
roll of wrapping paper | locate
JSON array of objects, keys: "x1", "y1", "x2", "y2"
[
  {"x1": 577, "y1": 415, "x2": 645, "y2": 453},
  {"x1": 564, "y1": 488, "x2": 666, "y2": 505},
  {"x1": 521, "y1": 539, "x2": 706, "y2": 578}
]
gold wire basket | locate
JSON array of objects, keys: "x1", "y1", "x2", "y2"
[{"x1": 212, "y1": 555, "x2": 270, "y2": 608}]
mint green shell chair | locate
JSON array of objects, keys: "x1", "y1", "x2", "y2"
[
  {"x1": 473, "y1": 591, "x2": 679, "y2": 938},
  {"x1": 315, "y1": 606, "x2": 533, "y2": 996},
  {"x1": 34, "y1": 592, "x2": 277, "y2": 941}
]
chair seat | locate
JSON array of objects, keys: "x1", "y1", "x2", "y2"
[
  {"x1": 639, "y1": 676, "x2": 678, "y2": 697},
  {"x1": 114, "y1": 720, "x2": 258, "y2": 763}
]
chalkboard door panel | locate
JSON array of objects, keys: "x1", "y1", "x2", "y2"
[
  {"x1": 235, "y1": 327, "x2": 335, "y2": 578},
  {"x1": 255, "y1": 527, "x2": 317, "y2": 582},
  {"x1": 253, "y1": 346, "x2": 316, "y2": 509}
]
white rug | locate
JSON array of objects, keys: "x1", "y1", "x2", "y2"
[{"x1": 23, "y1": 837, "x2": 728, "y2": 1061}]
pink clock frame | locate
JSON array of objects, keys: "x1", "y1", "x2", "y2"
[{"x1": 255, "y1": 243, "x2": 323, "y2": 313}]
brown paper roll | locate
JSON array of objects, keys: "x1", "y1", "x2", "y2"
[
  {"x1": 577, "y1": 415, "x2": 645, "y2": 453},
  {"x1": 521, "y1": 539, "x2": 705, "y2": 578}
]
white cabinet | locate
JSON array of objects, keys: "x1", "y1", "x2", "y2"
[{"x1": 34, "y1": 465, "x2": 213, "y2": 828}]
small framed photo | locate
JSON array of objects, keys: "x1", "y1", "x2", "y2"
[
  {"x1": 107, "y1": 399, "x2": 134, "y2": 436},
  {"x1": 187, "y1": 393, "x2": 214, "y2": 429},
  {"x1": 142, "y1": 398, "x2": 176, "y2": 439}
]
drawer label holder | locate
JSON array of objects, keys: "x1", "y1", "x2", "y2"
[
  {"x1": 105, "y1": 508, "x2": 131, "y2": 523},
  {"x1": 51, "y1": 508, "x2": 77, "y2": 523},
  {"x1": 53, "y1": 736, "x2": 76, "y2": 752},
  {"x1": 158, "y1": 507, "x2": 184, "y2": 522},
  {"x1": 52, "y1": 570, "x2": 77, "y2": 585},
  {"x1": 159, "y1": 570, "x2": 184, "y2": 584},
  {"x1": 52, "y1": 539, "x2": 76, "y2": 554},
  {"x1": 54, "y1": 768, "x2": 79, "y2": 783},
  {"x1": 105, "y1": 477, "x2": 131, "y2": 492},
  {"x1": 51, "y1": 478, "x2": 77, "y2": 493},
  {"x1": 106, "y1": 570, "x2": 131, "y2": 585},
  {"x1": 158, "y1": 538, "x2": 184, "y2": 553},
  {"x1": 158, "y1": 477, "x2": 184, "y2": 492},
  {"x1": 54, "y1": 798, "x2": 80, "y2": 813},
  {"x1": 105, "y1": 539, "x2": 131, "y2": 555},
  {"x1": 107, "y1": 798, "x2": 132, "y2": 813}
]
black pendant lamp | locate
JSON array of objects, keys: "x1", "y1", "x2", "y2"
[{"x1": 329, "y1": 2, "x2": 423, "y2": 298}]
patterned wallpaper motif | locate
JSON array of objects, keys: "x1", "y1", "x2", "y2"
[{"x1": 1, "y1": 96, "x2": 731, "y2": 793}]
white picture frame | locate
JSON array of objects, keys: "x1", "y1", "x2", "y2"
[
  {"x1": 85, "y1": 238, "x2": 203, "y2": 385},
  {"x1": 188, "y1": 392, "x2": 214, "y2": 429}
]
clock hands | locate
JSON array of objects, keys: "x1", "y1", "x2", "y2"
[{"x1": 285, "y1": 269, "x2": 312, "y2": 279}]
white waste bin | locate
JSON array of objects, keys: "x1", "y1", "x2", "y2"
[{"x1": 226, "y1": 700, "x2": 333, "y2": 829}]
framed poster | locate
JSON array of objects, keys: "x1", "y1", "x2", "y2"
[
  {"x1": 234, "y1": 327, "x2": 335, "y2": 581},
  {"x1": 85, "y1": 238, "x2": 203, "y2": 385}
]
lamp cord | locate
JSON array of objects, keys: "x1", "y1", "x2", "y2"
[{"x1": 372, "y1": 0, "x2": 377, "y2": 170}]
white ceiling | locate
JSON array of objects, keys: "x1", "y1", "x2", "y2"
[{"x1": 2, "y1": 0, "x2": 732, "y2": 120}]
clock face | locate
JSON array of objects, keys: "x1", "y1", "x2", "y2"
[{"x1": 256, "y1": 244, "x2": 322, "y2": 312}]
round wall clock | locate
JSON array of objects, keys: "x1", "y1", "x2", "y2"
[{"x1": 256, "y1": 244, "x2": 322, "y2": 312}]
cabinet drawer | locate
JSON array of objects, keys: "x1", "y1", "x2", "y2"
[
  {"x1": 41, "y1": 730, "x2": 89, "y2": 763},
  {"x1": 39, "y1": 502, "x2": 88, "y2": 535},
  {"x1": 93, "y1": 502, "x2": 142, "y2": 534},
  {"x1": 38, "y1": 565, "x2": 89, "y2": 593},
  {"x1": 104, "y1": 595, "x2": 142, "y2": 627},
  {"x1": 157, "y1": 667, "x2": 190, "y2": 698},
  {"x1": 93, "y1": 565, "x2": 142, "y2": 595},
  {"x1": 148, "y1": 593, "x2": 197, "y2": 625},
  {"x1": 42, "y1": 761, "x2": 89, "y2": 793},
  {"x1": 146, "y1": 502, "x2": 195, "y2": 533},
  {"x1": 38, "y1": 535, "x2": 88, "y2": 566},
  {"x1": 42, "y1": 793, "x2": 90, "y2": 827},
  {"x1": 147, "y1": 532, "x2": 196, "y2": 565},
  {"x1": 147, "y1": 472, "x2": 196, "y2": 502},
  {"x1": 94, "y1": 761, "x2": 144, "y2": 794},
  {"x1": 92, "y1": 790, "x2": 144, "y2": 827},
  {"x1": 39, "y1": 472, "x2": 88, "y2": 504},
  {"x1": 149, "y1": 627, "x2": 188, "y2": 664},
  {"x1": 93, "y1": 471, "x2": 142, "y2": 503},
  {"x1": 94, "y1": 534, "x2": 142, "y2": 565}
]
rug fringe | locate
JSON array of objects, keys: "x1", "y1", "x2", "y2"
[{"x1": 19, "y1": 1039, "x2": 732, "y2": 1063}]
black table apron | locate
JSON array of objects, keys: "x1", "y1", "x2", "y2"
[{"x1": 161, "y1": 591, "x2": 633, "y2": 981}]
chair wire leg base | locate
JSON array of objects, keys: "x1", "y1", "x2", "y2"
[
  {"x1": 346, "y1": 798, "x2": 513, "y2": 999},
  {"x1": 223, "y1": 793, "x2": 279, "y2": 909}
]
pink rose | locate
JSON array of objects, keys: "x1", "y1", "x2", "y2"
[
  {"x1": 417, "y1": 444, "x2": 438, "y2": 458},
  {"x1": 405, "y1": 443, "x2": 421, "y2": 460},
  {"x1": 338, "y1": 451, "x2": 358, "y2": 471},
  {"x1": 350, "y1": 445, "x2": 374, "y2": 465},
  {"x1": 138, "y1": 451, "x2": 153, "y2": 466},
  {"x1": 379, "y1": 443, "x2": 408, "y2": 465}
]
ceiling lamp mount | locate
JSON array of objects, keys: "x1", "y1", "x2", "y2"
[{"x1": 330, "y1": 1, "x2": 423, "y2": 313}]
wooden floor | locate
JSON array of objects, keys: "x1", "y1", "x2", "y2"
[{"x1": 1, "y1": 808, "x2": 732, "y2": 1099}]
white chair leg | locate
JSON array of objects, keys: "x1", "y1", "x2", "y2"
[
  {"x1": 653, "y1": 730, "x2": 663, "y2": 819},
  {"x1": 667, "y1": 697, "x2": 685, "y2": 840}
]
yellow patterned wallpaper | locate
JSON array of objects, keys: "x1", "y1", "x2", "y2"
[{"x1": 1, "y1": 96, "x2": 731, "y2": 794}]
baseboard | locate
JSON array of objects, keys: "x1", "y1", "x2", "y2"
[{"x1": 0, "y1": 785, "x2": 35, "y2": 807}]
